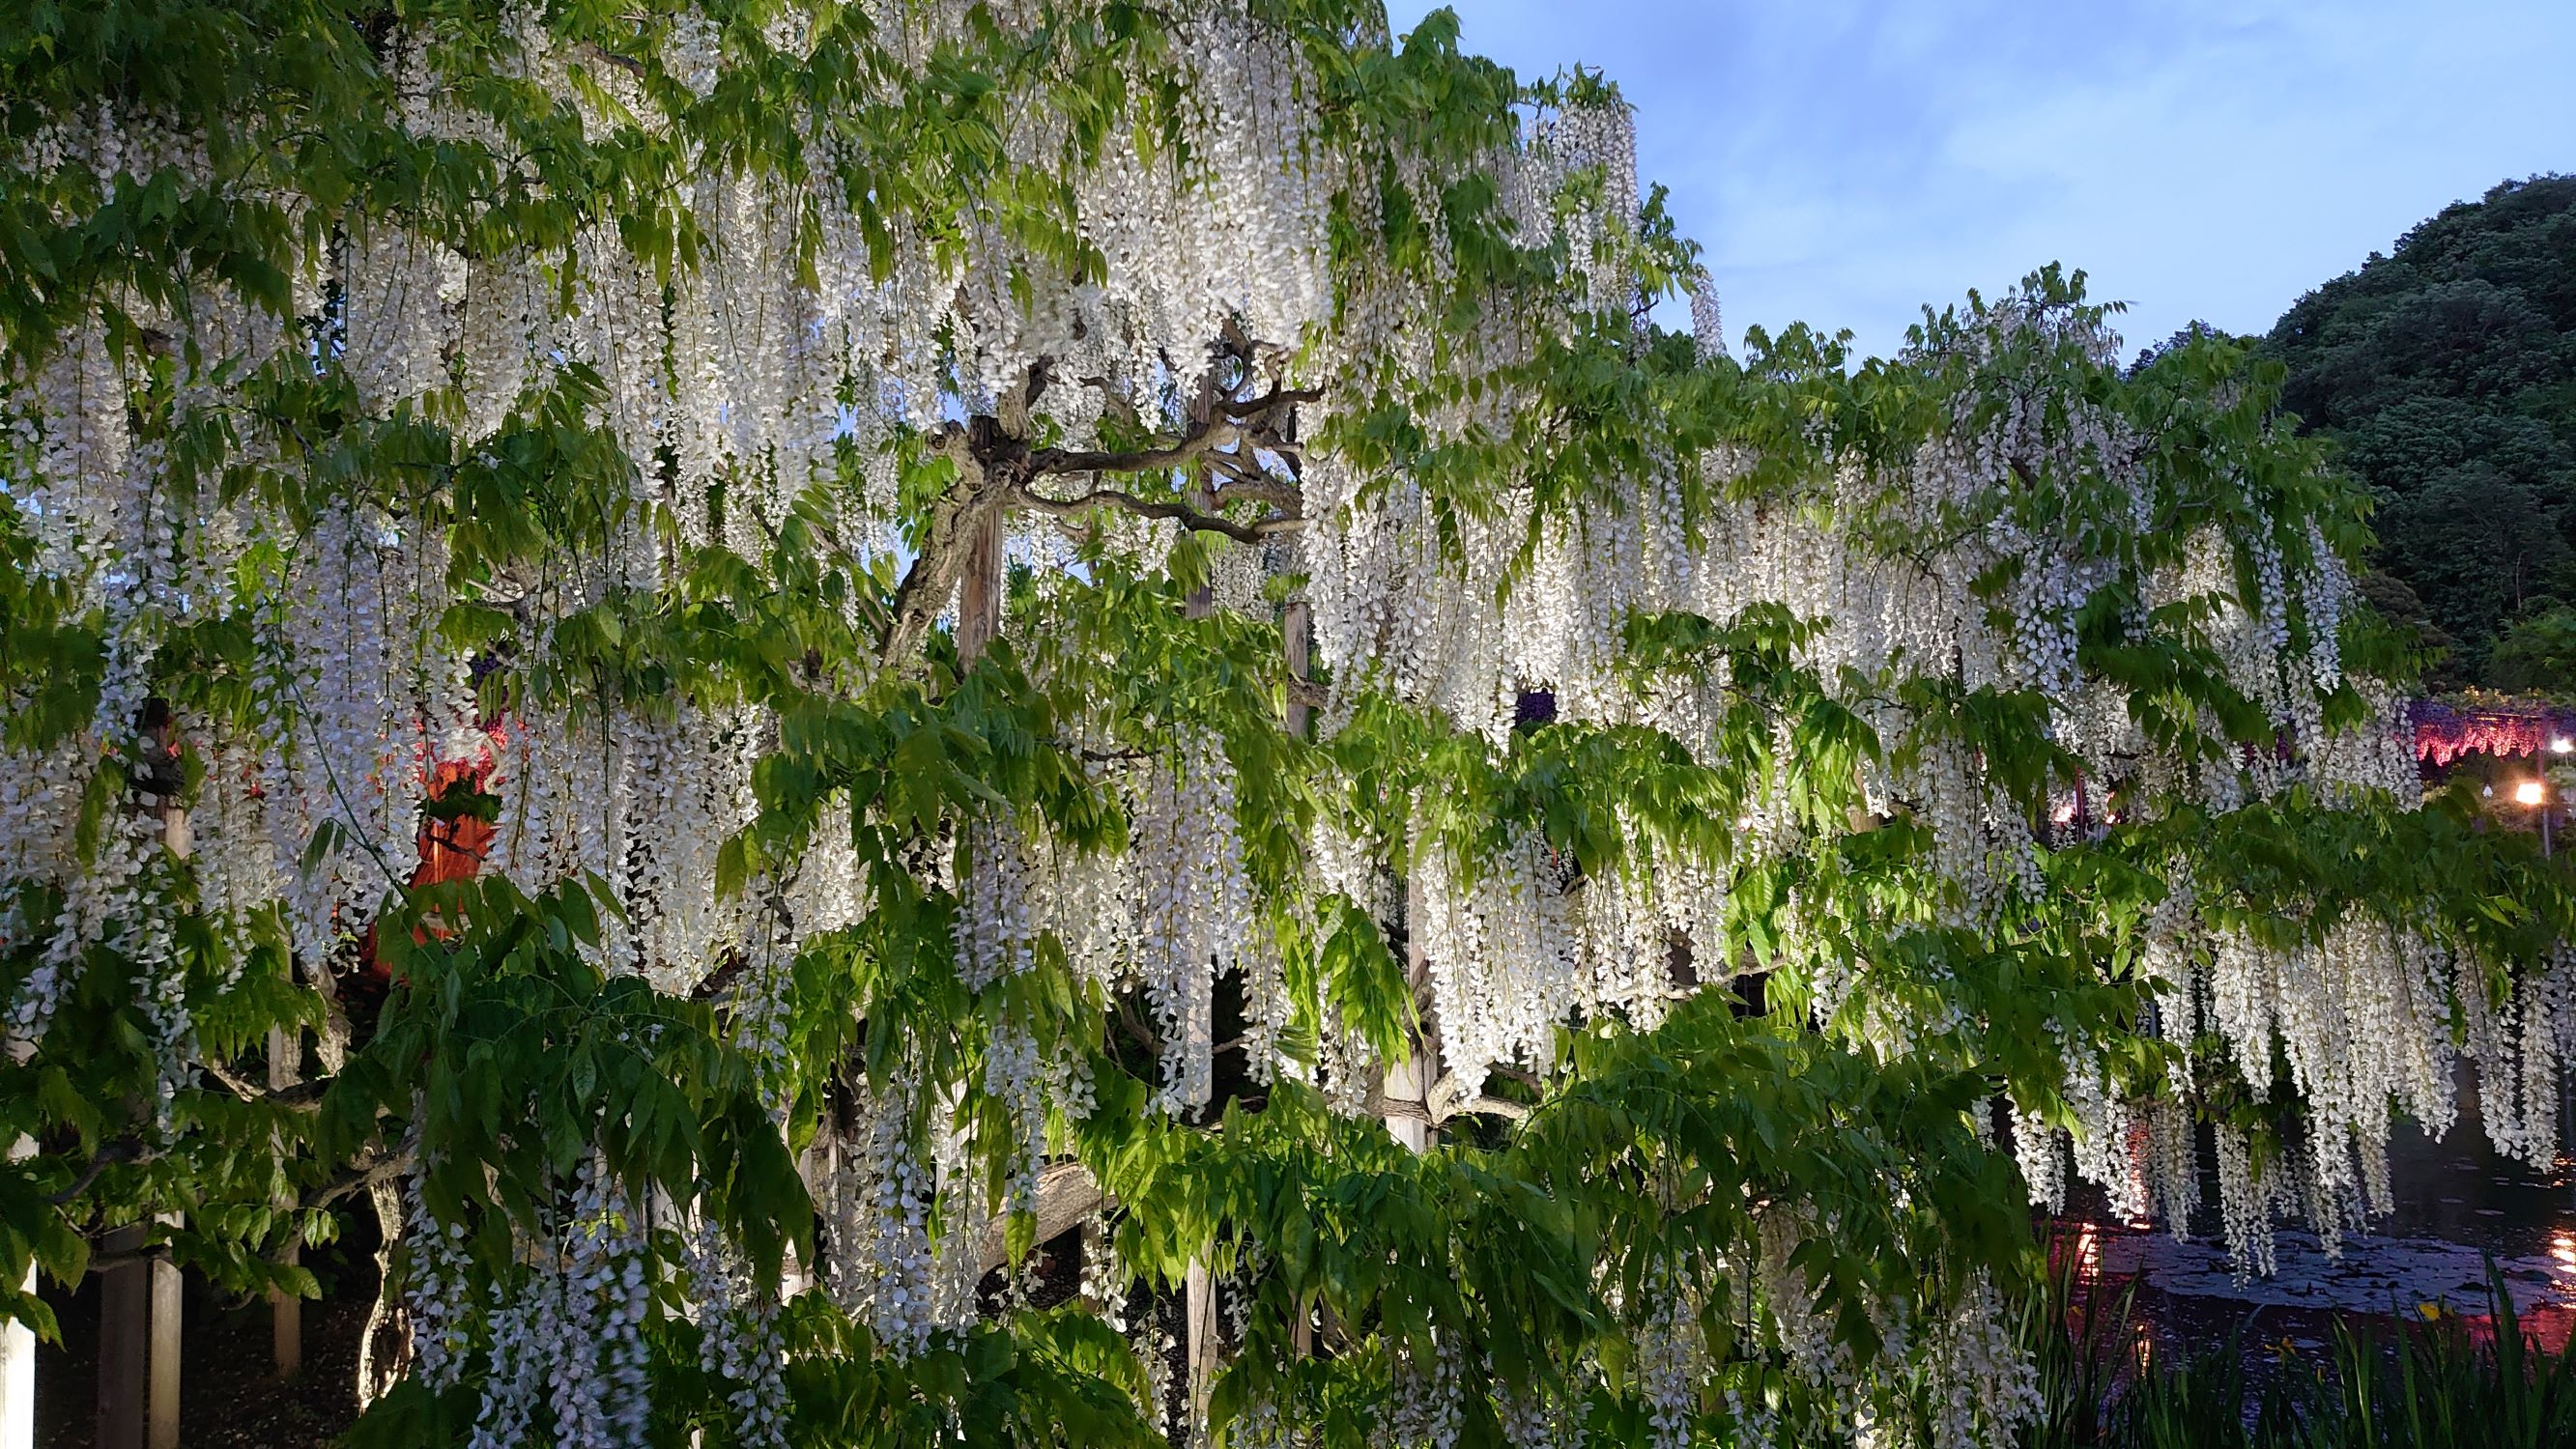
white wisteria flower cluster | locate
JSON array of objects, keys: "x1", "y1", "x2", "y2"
[{"x1": 5, "y1": 4, "x2": 2568, "y2": 1447}]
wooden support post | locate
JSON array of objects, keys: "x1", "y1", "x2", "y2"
[
  {"x1": 152, "y1": 1231, "x2": 180, "y2": 1447},
  {"x1": 1387, "y1": 876, "x2": 1432, "y2": 1153},
  {"x1": 2, "y1": 1140, "x2": 30, "y2": 1449},
  {"x1": 98, "y1": 712, "x2": 186, "y2": 1448},
  {"x1": 271, "y1": 1253, "x2": 302, "y2": 1379},
  {"x1": 97, "y1": 1219, "x2": 180, "y2": 1449},
  {"x1": 1185, "y1": 1258, "x2": 1218, "y2": 1446},
  {"x1": 96, "y1": 1224, "x2": 148, "y2": 1449},
  {"x1": 269, "y1": 1024, "x2": 301, "y2": 1379},
  {"x1": 0, "y1": 1283, "x2": 26, "y2": 1449}
]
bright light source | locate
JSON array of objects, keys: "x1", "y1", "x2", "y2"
[
  {"x1": 2517, "y1": 781, "x2": 2548, "y2": 807},
  {"x1": 2555, "y1": 737, "x2": 2574, "y2": 754}
]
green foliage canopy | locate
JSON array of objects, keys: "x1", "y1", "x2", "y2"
[{"x1": 1, "y1": 5, "x2": 2569, "y2": 1448}]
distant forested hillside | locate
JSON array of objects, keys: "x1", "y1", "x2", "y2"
[{"x1": 2267, "y1": 175, "x2": 2576, "y2": 690}]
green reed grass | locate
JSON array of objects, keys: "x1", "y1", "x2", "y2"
[{"x1": 2017, "y1": 1249, "x2": 2576, "y2": 1448}]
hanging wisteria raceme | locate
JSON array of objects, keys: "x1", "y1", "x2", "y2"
[
  {"x1": 843, "y1": 1073, "x2": 946, "y2": 1358},
  {"x1": 1129, "y1": 731, "x2": 1252, "y2": 1117},
  {"x1": 430, "y1": 1160, "x2": 660, "y2": 1449},
  {"x1": 7, "y1": 3, "x2": 2575, "y2": 1447},
  {"x1": 679, "y1": 1216, "x2": 791, "y2": 1449}
]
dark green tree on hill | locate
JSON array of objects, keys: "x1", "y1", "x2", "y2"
[{"x1": 2268, "y1": 175, "x2": 2576, "y2": 688}]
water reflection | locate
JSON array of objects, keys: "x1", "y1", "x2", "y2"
[{"x1": 2055, "y1": 1067, "x2": 2576, "y2": 1357}]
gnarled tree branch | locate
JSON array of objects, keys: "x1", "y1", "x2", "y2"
[
  {"x1": 1013, "y1": 483, "x2": 1304, "y2": 544},
  {"x1": 202, "y1": 1059, "x2": 328, "y2": 1110},
  {"x1": 46, "y1": 1137, "x2": 150, "y2": 1206},
  {"x1": 305, "y1": 1145, "x2": 415, "y2": 1212},
  {"x1": 874, "y1": 363, "x2": 1312, "y2": 668}
]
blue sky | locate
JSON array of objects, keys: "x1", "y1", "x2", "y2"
[{"x1": 1384, "y1": 1, "x2": 2576, "y2": 361}]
